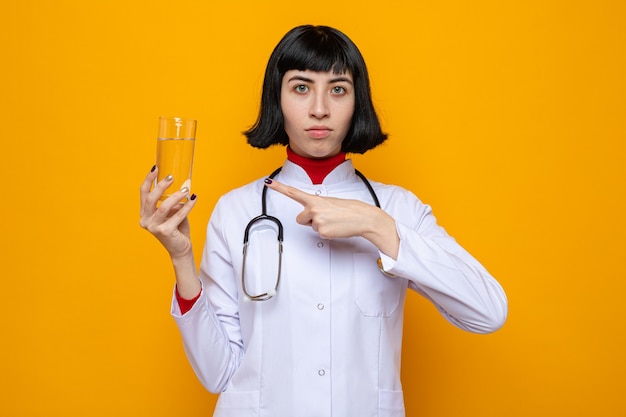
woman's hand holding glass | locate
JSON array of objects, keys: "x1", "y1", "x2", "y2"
[
  {"x1": 139, "y1": 167, "x2": 201, "y2": 298},
  {"x1": 140, "y1": 166, "x2": 197, "y2": 259}
]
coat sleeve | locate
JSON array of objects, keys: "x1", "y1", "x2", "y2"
[
  {"x1": 379, "y1": 189, "x2": 508, "y2": 334},
  {"x1": 170, "y1": 196, "x2": 244, "y2": 393}
]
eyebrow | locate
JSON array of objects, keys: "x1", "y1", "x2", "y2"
[{"x1": 287, "y1": 75, "x2": 354, "y2": 85}]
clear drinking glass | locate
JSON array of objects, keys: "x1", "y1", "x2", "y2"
[{"x1": 155, "y1": 116, "x2": 197, "y2": 201}]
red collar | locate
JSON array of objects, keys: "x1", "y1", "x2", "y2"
[{"x1": 286, "y1": 147, "x2": 346, "y2": 184}]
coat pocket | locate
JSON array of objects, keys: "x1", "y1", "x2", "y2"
[
  {"x1": 379, "y1": 388, "x2": 406, "y2": 416},
  {"x1": 214, "y1": 390, "x2": 260, "y2": 416}
]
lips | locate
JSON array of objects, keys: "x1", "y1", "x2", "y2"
[{"x1": 306, "y1": 126, "x2": 332, "y2": 139}]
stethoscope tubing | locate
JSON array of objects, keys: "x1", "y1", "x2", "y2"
[{"x1": 241, "y1": 166, "x2": 382, "y2": 301}]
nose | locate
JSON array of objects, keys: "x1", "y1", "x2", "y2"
[{"x1": 310, "y1": 92, "x2": 329, "y2": 119}]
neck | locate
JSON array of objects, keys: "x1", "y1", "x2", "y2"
[{"x1": 287, "y1": 147, "x2": 346, "y2": 184}]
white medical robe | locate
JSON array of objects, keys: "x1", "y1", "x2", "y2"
[{"x1": 172, "y1": 159, "x2": 507, "y2": 417}]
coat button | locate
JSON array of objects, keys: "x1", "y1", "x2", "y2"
[
  {"x1": 317, "y1": 241, "x2": 324, "y2": 248},
  {"x1": 318, "y1": 369, "x2": 326, "y2": 376},
  {"x1": 315, "y1": 190, "x2": 322, "y2": 196},
  {"x1": 317, "y1": 303, "x2": 325, "y2": 310}
]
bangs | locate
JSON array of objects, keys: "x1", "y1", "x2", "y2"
[{"x1": 276, "y1": 27, "x2": 354, "y2": 75}]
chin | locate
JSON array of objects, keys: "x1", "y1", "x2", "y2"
[
  {"x1": 308, "y1": 152, "x2": 334, "y2": 159},
  {"x1": 307, "y1": 146, "x2": 342, "y2": 159},
  {"x1": 289, "y1": 139, "x2": 342, "y2": 159}
]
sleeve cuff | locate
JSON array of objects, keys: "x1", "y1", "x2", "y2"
[{"x1": 175, "y1": 286, "x2": 202, "y2": 315}]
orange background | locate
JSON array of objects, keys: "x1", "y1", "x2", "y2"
[{"x1": 2, "y1": 1, "x2": 625, "y2": 416}]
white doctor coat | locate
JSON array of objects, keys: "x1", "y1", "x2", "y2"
[{"x1": 171, "y1": 159, "x2": 507, "y2": 417}]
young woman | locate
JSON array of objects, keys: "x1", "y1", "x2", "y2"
[{"x1": 140, "y1": 25, "x2": 507, "y2": 417}]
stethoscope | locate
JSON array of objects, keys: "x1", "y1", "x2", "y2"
[{"x1": 242, "y1": 166, "x2": 382, "y2": 302}]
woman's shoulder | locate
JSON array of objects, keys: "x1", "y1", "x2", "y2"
[
  {"x1": 367, "y1": 178, "x2": 431, "y2": 216},
  {"x1": 368, "y1": 178, "x2": 418, "y2": 200}
]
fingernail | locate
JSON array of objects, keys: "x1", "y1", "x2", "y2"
[
  {"x1": 180, "y1": 187, "x2": 189, "y2": 194},
  {"x1": 190, "y1": 194, "x2": 197, "y2": 201},
  {"x1": 165, "y1": 175, "x2": 173, "y2": 181},
  {"x1": 264, "y1": 178, "x2": 273, "y2": 185},
  {"x1": 150, "y1": 165, "x2": 156, "y2": 172}
]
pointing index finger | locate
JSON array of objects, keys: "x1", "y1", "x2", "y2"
[{"x1": 264, "y1": 178, "x2": 314, "y2": 206}]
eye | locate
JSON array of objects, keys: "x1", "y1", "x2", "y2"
[
  {"x1": 331, "y1": 86, "x2": 347, "y2": 95},
  {"x1": 295, "y1": 84, "x2": 308, "y2": 93}
]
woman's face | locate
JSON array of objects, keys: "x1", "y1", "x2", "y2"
[{"x1": 281, "y1": 69, "x2": 355, "y2": 159}]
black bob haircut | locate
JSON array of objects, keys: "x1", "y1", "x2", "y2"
[{"x1": 244, "y1": 25, "x2": 388, "y2": 154}]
